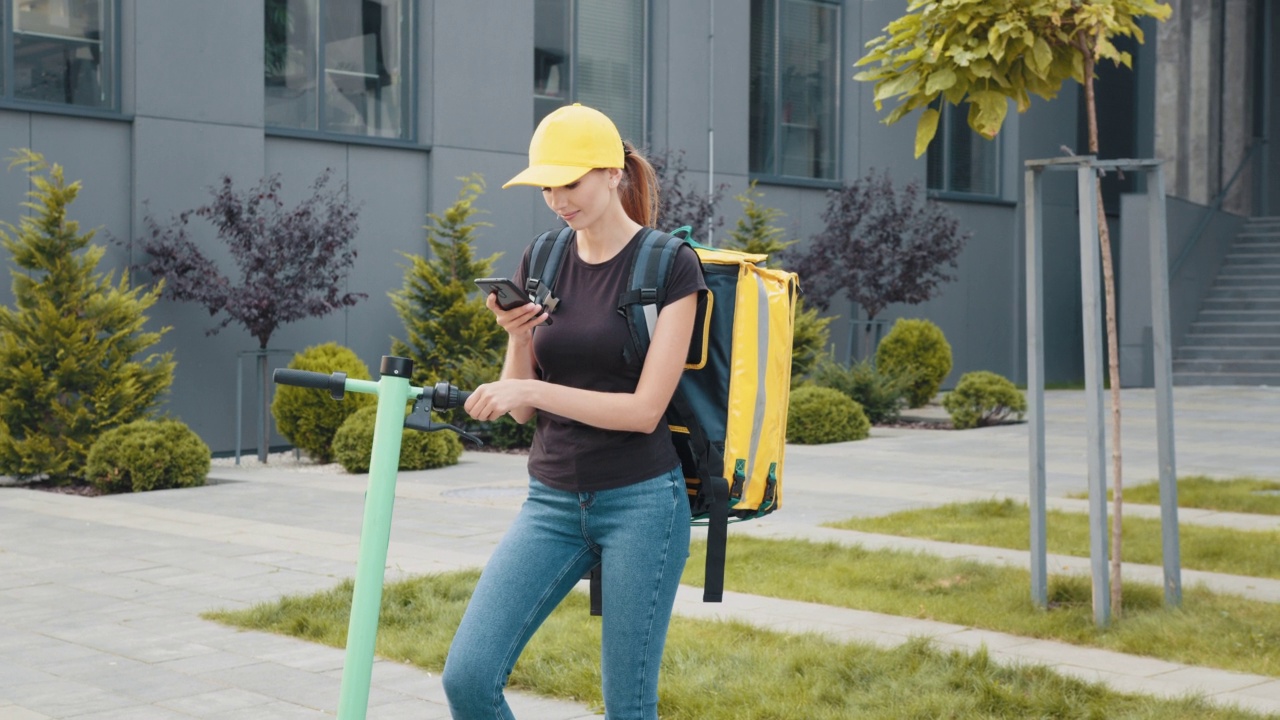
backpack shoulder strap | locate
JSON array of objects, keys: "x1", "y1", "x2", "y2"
[
  {"x1": 618, "y1": 229, "x2": 687, "y2": 362},
  {"x1": 525, "y1": 226, "x2": 574, "y2": 312}
]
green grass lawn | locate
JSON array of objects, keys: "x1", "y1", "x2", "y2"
[
  {"x1": 207, "y1": 570, "x2": 1268, "y2": 720},
  {"x1": 825, "y1": 498, "x2": 1280, "y2": 579},
  {"x1": 1068, "y1": 476, "x2": 1280, "y2": 516},
  {"x1": 682, "y1": 536, "x2": 1280, "y2": 679}
]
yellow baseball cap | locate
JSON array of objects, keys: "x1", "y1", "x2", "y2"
[{"x1": 503, "y1": 104, "x2": 625, "y2": 189}]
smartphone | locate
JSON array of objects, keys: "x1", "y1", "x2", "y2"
[{"x1": 475, "y1": 278, "x2": 553, "y2": 324}]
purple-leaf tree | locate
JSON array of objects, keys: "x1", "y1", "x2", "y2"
[
  {"x1": 135, "y1": 170, "x2": 365, "y2": 463},
  {"x1": 136, "y1": 170, "x2": 366, "y2": 350},
  {"x1": 792, "y1": 169, "x2": 970, "y2": 358}
]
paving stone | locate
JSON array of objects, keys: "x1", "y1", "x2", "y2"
[{"x1": 0, "y1": 703, "x2": 54, "y2": 720}]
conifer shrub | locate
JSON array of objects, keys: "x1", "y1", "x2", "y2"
[
  {"x1": 875, "y1": 318, "x2": 952, "y2": 408},
  {"x1": 85, "y1": 419, "x2": 210, "y2": 493},
  {"x1": 811, "y1": 357, "x2": 912, "y2": 425},
  {"x1": 271, "y1": 343, "x2": 374, "y2": 463},
  {"x1": 332, "y1": 405, "x2": 463, "y2": 473},
  {"x1": 786, "y1": 386, "x2": 870, "y2": 444},
  {"x1": 943, "y1": 371, "x2": 1027, "y2": 429},
  {"x1": 390, "y1": 174, "x2": 505, "y2": 428},
  {"x1": 0, "y1": 150, "x2": 173, "y2": 483}
]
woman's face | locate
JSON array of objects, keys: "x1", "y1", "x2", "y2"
[{"x1": 541, "y1": 168, "x2": 620, "y2": 232}]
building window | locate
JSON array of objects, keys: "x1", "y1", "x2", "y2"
[
  {"x1": 926, "y1": 103, "x2": 1000, "y2": 196},
  {"x1": 534, "y1": 0, "x2": 646, "y2": 145},
  {"x1": 750, "y1": 0, "x2": 840, "y2": 181},
  {"x1": 265, "y1": 0, "x2": 413, "y2": 140},
  {"x1": 5, "y1": 0, "x2": 115, "y2": 110}
]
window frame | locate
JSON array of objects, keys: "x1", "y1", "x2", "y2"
[
  {"x1": 748, "y1": 0, "x2": 843, "y2": 188},
  {"x1": 532, "y1": 0, "x2": 649, "y2": 146},
  {"x1": 264, "y1": 0, "x2": 419, "y2": 146},
  {"x1": 926, "y1": 101, "x2": 1005, "y2": 202},
  {"x1": 0, "y1": 0, "x2": 122, "y2": 117}
]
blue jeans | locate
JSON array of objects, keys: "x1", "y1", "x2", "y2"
[{"x1": 443, "y1": 466, "x2": 691, "y2": 720}]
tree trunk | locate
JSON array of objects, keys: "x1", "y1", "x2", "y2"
[{"x1": 1080, "y1": 35, "x2": 1125, "y2": 619}]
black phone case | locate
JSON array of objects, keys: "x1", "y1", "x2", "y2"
[
  {"x1": 474, "y1": 279, "x2": 527, "y2": 309},
  {"x1": 475, "y1": 279, "x2": 552, "y2": 325}
]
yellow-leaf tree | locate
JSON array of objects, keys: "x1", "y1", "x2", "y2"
[{"x1": 854, "y1": 0, "x2": 1172, "y2": 618}]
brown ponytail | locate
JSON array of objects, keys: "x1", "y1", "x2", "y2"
[{"x1": 618, "y1": 141, "x2": 659, "y2": 228}]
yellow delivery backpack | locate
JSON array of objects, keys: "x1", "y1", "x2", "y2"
[{"x1": 523, "y1": 226, "x2": 799, "y2": 610}]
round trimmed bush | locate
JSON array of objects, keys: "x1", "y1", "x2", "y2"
[
  {"x1": 272, "y1": 343, "x2": 375, "y2": 463},
  {"x1": 875, "y1": 318, "x2": 953, "y2": 408},
  {"x1": 786, "y1": 385, "x2": 871, "y2": 444},
  {"x1": 85, "y1": 419, "x2": 211, "y2": 493},
  {"x1": 943, "y1": 371, "x2": 1028, "y2": 429},
  {"x1": 332, "y1": 404, "x2": 463, "y2": 473}
]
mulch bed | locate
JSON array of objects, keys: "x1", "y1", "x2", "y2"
[
  {"x1": 876, "y1": 417, "x2": 956, "y2": 430},
  {"x1": 13, "y1": 479, "x2": 103, "y2": 497}
]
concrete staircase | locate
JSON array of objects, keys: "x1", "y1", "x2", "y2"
[{"x1": 1174, "y1": 216, "x2": 1280, "y2": 386}]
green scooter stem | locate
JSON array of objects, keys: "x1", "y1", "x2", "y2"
[
  {"x1": 336, "y1": 369, "x2": 412, "y2": 719},
  {"x1": 272, "y1": 358, "x2": 473, "y2": 719}
]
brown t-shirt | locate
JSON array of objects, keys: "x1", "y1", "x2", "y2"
[{"x1": 512, "y1": 228, "x2": 706, "y2": 492}]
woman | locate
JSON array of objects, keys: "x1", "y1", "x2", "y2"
[{"x1": 442, "y1": 103, "x2": 705, "y2": 719}]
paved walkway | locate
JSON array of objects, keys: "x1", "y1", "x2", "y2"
[{"x1": 2, "y1": 386, "x2": 1279, "y2": 718}]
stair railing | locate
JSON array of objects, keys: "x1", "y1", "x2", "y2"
[{"x1": 1169, "y1": 137, "x2": 1267, "y2": 278}]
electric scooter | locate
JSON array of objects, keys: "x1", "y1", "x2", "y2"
[{"x1": 273, "y1": 355, "x2": 478, "y2": 720}]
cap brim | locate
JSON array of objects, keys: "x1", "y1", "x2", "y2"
[{"x1": 502, "y1": 164, "x2": 593, "y2": 189}]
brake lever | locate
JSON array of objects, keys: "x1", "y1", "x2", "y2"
[{"x1": 403, "y1": 396, "x2": 483, "y2": 445}]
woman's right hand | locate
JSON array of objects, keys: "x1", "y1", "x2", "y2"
[{"x1": 485, "y1": 292, "x2": 549, "y2": 339}]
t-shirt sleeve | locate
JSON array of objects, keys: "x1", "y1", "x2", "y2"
[
  {"x1": 661, "y1": 244, "x2": 707, "y2": 310},
  {"x1": 512, "y1": 244, "x2": 533, "y2": 288}
]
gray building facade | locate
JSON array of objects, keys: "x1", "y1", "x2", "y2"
[{"x1": 0, "y1": 0, "x2": 1273, "y2": 455}]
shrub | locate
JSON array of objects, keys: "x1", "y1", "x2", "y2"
[
  {"x1": 875, "y1": 318, "x2": 953, "y2": 408},
  {"x1": 786, "y1": 386, "x2": 871, "y2": 444},
  {"x1": 272, "y1": 343, "x2": 375, "y2": 463},
  {"x1": 85, "y1": 419, "x2": 210, "y2": 494},
  {"x1": 0, "y1": 151, "x2": 173, "y2": 483},
  {"x1": 811, "y1": 357, "x2": 912, "y2": 425},
  {"x1": 943, "y1": 371, "x2": 1028, "y2": 429},
  {"x1": 332, "y1": 404, "x2": 463, "y2": 473}
]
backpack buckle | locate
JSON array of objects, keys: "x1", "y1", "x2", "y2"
[
  {"x1": 640, "y1": 287, "x2": 659, "y2": 304},
  {"x1": 526, "y1": 278, "x2": 560, "y2": 313}
]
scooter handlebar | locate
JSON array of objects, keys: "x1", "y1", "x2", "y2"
[
  {"x1": 273, "y1": 368, "x2": 350, "y2": 400},
  {"x1": 428, "y1": 381, "x2": 472, "y2": 411},
  {"x1": 273, "y1": 369, "x2": 472, "y2": 408},
  {"x1": 272, "y1": 368, "x2": 331, "y2": 390}
]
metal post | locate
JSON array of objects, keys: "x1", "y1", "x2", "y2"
[
  {"x1": 1077, "y1": 164, "x2": 1111, "y2": 628},
  {"x1": 337, "y1": 357, "x2": 412, "y2": 720},
  {"x1": 236, "y1": 349, "x2": 292, "y2": 465},
  {"x1": 1147, "y1": 166, "x2": 1182, "y2": 606},
  {"x1": 1025, "y1": 165, "x2": 1048, "y2": 608},
  {"x1": 235, "y1": 356, "x2": 243, "y2": 466},
  {"x1": 257, "y1": 352, "x2": 269, "y2": 464}
]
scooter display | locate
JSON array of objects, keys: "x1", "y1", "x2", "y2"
[{"x1": 273, "y1": 355, "x2": 477, "y2": 720}]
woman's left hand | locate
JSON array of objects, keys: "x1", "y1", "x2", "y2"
[{"x1": 464, "y1": 380, "x2": 535, "y2": 422}]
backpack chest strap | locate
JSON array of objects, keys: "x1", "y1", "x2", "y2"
[{"x1": 525, "y1": 226, "x2": 574, "y2": 312}]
